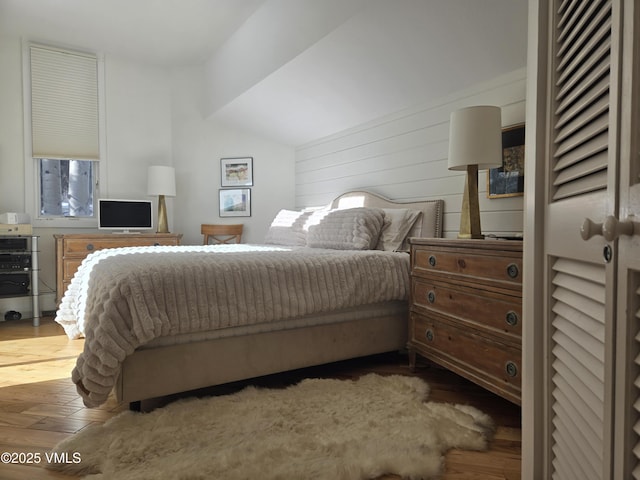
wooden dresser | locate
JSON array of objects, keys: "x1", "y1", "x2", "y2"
[
  {"x1": 407, "y1": 238, "x2": 523, "y2": 404},
  {"x1": 54, "y1": 233, "x2": 182, "y2": 303}
]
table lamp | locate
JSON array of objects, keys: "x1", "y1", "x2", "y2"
[
  {"x1": 448, "y1": 106, "x2": 502, "y2": 239},
  {"x1": 147, "y1": 165, "x2": 176, "y2": 233}
]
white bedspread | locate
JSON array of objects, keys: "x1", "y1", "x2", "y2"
[{"x1": 56, "y1": 244, "x2": 410, "y2": 407}]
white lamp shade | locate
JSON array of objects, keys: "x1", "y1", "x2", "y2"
[
  {"x1": 147, "y1": 166, "x2": 176, "y2": 197},
  {"x1": 448, "y1": 106, "x2": 503, "y2": 171}
]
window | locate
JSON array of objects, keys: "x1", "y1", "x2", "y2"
[
  {"x1": 39, "y1": 159, "x2": 94, "y2": 217},
  {"x1": 26, "y1": 44, "x2": 103, "y2": 225}
]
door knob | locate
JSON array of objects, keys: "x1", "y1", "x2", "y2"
[{"x1": 581, "y1": 215, "x2": 635, "y2": 241}]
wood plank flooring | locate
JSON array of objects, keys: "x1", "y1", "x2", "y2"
[{"x1": 0, "y1": 316, "x2": 521, "y2": 479}]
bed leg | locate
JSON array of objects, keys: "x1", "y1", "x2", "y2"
[{"x1": 129, "y1": 400, "x2": 141, "y2": 412}]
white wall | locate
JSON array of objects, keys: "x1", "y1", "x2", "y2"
[
  {"x1": 203, "y1": 0, "x2": 367, "y2": 117},
  {"x1": 0, "y1": 36, "x2": 26, "y2": 214},
  {"x1": 171, "y1": 67, "x2": 296, "y2": 245},
  {"x1": 103, "y1": 56, "x2": 174, "y2": 198},
  {"x1": 295, "y1": 68, "x2": 527, "y2": 238}
]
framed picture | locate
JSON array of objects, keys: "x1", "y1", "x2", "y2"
[
  {"x1": 221, "y1": 157, "x2": 253, "y2": 186},
  {"x1": 487, "y1": 123, "x2": 525, "y2": 198},
  {"x1": 219, "y1": 188, "x2": 251, "y2": 217}
]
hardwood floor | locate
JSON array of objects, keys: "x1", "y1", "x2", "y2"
[{"x1": 0, "y1": 316, "x2": 521, "y2": 479}]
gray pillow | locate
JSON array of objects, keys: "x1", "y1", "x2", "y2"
[
  {"x1": 306, "y1": 207, "x2": 386, "y2": 250},
  {"x1": 376, "y1": 208, "x2": 422, "y2": 251}
]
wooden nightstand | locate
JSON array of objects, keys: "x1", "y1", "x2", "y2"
[
  {"x1": 54, "y1": 233, "x2": 182, "y2": 304},
  {"x1": 407, "y1": 238, "x2": 523, "y2": 404}
]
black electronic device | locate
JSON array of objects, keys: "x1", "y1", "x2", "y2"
[
  {"x1": 0, "y1": 253, "x2": 31, "y2": 270},
  {"x1": 98, "y1": 199, "x2": 153, "y2": 232},
  {"x1": 0, "y1": 273, "x2": 29, "y2": 295},
  {"x1": 0, "y1": 237, "x2": 28, "y2": 251}
]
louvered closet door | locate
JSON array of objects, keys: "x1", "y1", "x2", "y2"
[
  {"x1": 536, "y1": 0, "x2": 640, "y2": 478},
  {"x1": 543, "y1": 0, "x2": 619, "y2": 478},
  {"x1": 612, "y1": 2, "x2": 640, "y2": 478}
]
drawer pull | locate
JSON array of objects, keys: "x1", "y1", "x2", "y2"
[
  {"x1": 86, "y1": 243, "x2": 95, "y2": 251},
  {"x1": 505, "y1": 311, "x2": 519, "y2": 327},
  {"x1": 425, "y1": 329, "x2": 434, "y2": 342},
  {"x1": 427, "y1": 291, "x2": 436, "y2": 304},
  {"x1": 505, "y1": 361, "x2": 518, "y2": 377},
  {"x1": 428, "y1": 255, "x2": 437, "y2": 267},
  {"x1": 506, "y1": 263, "x2": 519, "y2": 279}
]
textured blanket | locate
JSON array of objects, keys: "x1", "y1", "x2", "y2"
[{"x1": 56, "y1": 244, "x2": 410, "y2": 407}]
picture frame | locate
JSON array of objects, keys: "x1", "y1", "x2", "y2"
[
  {"x1": 219, "y1": 188, "x2": 251, "y2": 217},
  {"x1": 221, "y1": 157, "x2": 253, "y2": 187},
  {"x1": 487, "y1": 123, "x2": 525, "y2": 198}
]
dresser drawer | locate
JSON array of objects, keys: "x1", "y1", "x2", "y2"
[
  {"x1": 412, "y1": 245, "x2": 522, "y2": 290},
  {"x1": 62, "y1": 237, "x2": 176, "y2": 255},
  {"x1": 63, "y1": 259, "x2": 84, "y2": 281},
  {"x1": 410, "y1": 312, "x2": 521, "y2": 402},
  {"x1": 412, "y1": 278, "x2": 521, "y2": 342}
]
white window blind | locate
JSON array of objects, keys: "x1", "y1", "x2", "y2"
[{"x1": 30, "y1": 45, "x2": 99, "y2": 160}]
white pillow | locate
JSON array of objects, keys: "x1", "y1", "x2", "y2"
[
  {"x1": 376, "y1": 208, "x2": 422, "y2": 251},
  {"x1": 264, "y1": 209, "x2": 311, "y2": 246},
  {"x1": 306, "y1": 207, "x2": 386, "y2": 250}
]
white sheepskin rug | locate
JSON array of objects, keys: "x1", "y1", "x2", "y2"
[{"x1": 47, "y1": 374, "x2": 494, "y2": 480}]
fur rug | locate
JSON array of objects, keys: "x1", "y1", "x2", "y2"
[{"x1": 47, "y1": 374, "x2": 494, "y2": 479}]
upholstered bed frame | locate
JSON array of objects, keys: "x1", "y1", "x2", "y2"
[{"x1": 116, "y1": 191, "x2": 444, "y2": 408}]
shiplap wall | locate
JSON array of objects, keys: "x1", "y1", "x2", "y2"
[{"x1": 294, "y1": 68, "x2": 526, "y2": 238}]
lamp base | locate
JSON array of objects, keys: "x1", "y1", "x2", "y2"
[
  {"x1": 457, "y1": 165, "x2": 483, "y2": 239},
  {"x1": 157, "y1": 195, "x2": 170, "y2": 234},
  {"x1": 457, "y1": 232, "x2": 485, "y2": 239}
]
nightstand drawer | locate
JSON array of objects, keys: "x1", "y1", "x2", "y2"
[
  {"x1": 410, "y1": 312, "x2": 521, "y2": 402},
  {"x1": 412, "y1": 278, "x2": 521, "y2": 342},
  {"x1": 412, "y1": 245, "x2": 522, "y2": 290}
]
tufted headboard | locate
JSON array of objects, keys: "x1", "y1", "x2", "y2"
[{"x1": 329, "y1": 190, "x2": 444, "y2": 239}]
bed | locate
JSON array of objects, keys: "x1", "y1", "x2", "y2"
[{"x1": 56, "y1": 191, "x2": 443, "y2": 408}]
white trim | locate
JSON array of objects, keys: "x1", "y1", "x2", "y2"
[
  {"x1": 521, "y1": 0, "x2": 548, "y2": 478},
  {"x1": 97, "y1": 52, "x2": 108, "y2": 196}
]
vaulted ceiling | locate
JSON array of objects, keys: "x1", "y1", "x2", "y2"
[{"x1": 0, "y1": 0, "x2": 528, "y2": 146}]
